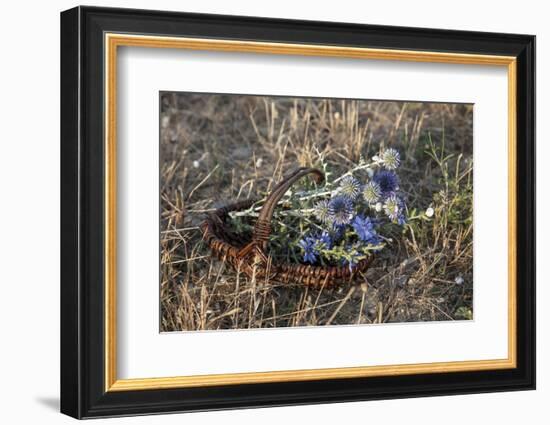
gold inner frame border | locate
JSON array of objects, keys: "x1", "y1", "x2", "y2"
[{"x1": 104, "y1": 33, "x2": 517, "y2": 392}]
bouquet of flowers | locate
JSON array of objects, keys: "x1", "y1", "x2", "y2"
[{"x1": 230, "y1": 148, "x2": 408, "y2": 271}]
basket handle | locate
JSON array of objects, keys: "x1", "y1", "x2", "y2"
[{"x1": 252, "y1": 167, "x2": 324, "y2": 251}]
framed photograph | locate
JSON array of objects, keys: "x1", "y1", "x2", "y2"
[{"x1": 60, "y1": 6, "x2": 535, "y2": 419}]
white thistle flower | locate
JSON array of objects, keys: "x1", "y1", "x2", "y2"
[
  {"x1": 362, "y1": 181, "x2": 382, "y2": 204},
  {"x1": 383, "y1": 194, "x2": 403, "y2": 222},
  {"x1": 313, "y1": 199, "x2": 331, "y2": 224},
  {"x1": 338, "y1": 175, "x2": 361, "y2": 200},
  {"x1": 381, "y1": 148, "x2": 401, "y2": 170}
]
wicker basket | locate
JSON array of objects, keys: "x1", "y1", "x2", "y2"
[{"x1": 201, "y1": 167, "x2": 372, "y2": 288}]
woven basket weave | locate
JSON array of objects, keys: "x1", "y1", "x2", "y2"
[{"x1": 201, "y1": 167, "x2": 372, "y2": 288}]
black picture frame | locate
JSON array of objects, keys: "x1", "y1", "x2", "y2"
[{"x1": 61, "y1": 5, "x2": 535, "y2": 419}]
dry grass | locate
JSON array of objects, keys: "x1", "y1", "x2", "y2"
[{"x1": 159, "y1": 93, "x2": 473, "y2": 331}]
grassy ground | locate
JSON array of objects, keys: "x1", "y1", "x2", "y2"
[{"x1": 160, "y1": 93, "x2": 473, "y2": 331}]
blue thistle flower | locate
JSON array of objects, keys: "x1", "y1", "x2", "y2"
[
  {"x1": 352, "y1": 215, "x2": 378, "y2": 243},
  {"x1": 318, "y1": 231, "x2": 332, "y2": 250},
  {"x1": 313, "y1": 199, "x2": 331, "y2": 224},
  {"x1": 330, "y1": 223, "x2": 346, "y2": 242},
  {"x1": 338, "y1": 175, "x2": 361, "y2": 200},
  {"x1": 383, "y1": 194, "x2": 404, "y2": 222},
  {"x1": 298, "y1": 236, "x2": 318, "y2": 264},
  {"x1": 381, "y1": 148, "x2": 401, "y2": 170},
  {"x1": 397, "y1": 213, "x2": 407, "y2": 226},
  {"x1": 328, "y1": 195, "x2": 354, "y2": 226},
  {"x1": 362, "y1": 181, "x2": 382, "y2": 204},
  {"x1": 298, "y1": 232, "x2": 333, "y2": 264},
  {"x1": 367, "y1": 233, "x2": 383, "y2": 247},
  {"x1": 373, "y1": 170, "x2": 399, "y2": 195}
]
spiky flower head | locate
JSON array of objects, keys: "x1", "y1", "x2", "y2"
[
  {"x1": 362, "y1": 181, "x2": 382, "y2": 204},
  {"x1": 352, "y1": 215, "x2": 378, "y2": 243},
  {"x1": 338, "y1": 175, "x2": 361, "y2": 200},
  {"x1": 381, "y1": 148, "x2": 400, "y2": 170},
  {"x1": 313, "y1": 199, "x2": 331, "y2": 224},
  {"x1": 298, "y1": 232, "x2": 333, "y2": 264},
  {"x1": 328, "y1": 195, "x2": 354, "y2": 226},
  {"x1": 317, "y1": 231, "x2": 333, "y2": 250},
  {"x1": 373, "y1": 170, "x2": 399, "y2": 195},
  {"x1": 330, "y1": 223, "x2": 346, "y2": 242},
  {"x1": 383, "y1": 194, "x2": 404, "y2": 222},
  {"x1": 298, "y1": 236, "x2": 318, "y2": 264}
]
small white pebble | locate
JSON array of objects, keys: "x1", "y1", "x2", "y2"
[
  {"x1": 375, "y1": 202, "x2": 382, "y2": 212},
  {"x1": 192, "y1": 160, "x2": 200, "y2": 168},
  {"x1": 334, "y1": 112, "x2": 340, "y2": 119},
  {"x1": 255, "y1": 157, "x2": 263, "y2": 168},
  {"x1": 455, "y1": 275, "x2": 464, "y2": 285},
  {"x1": 425, "y1": 207, "x2": 435, "y2": 218}
]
